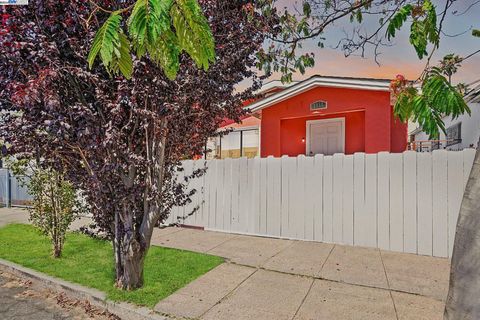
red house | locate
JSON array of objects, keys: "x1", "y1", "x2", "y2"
[{"x1": 209, "y1": 75, "x2": 407, "y2": 159}]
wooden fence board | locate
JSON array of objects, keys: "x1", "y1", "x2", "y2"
[
  {"x1": 377, "y1": 152, "x2": 390, "y2": 250},
  {"x1": 259, "y1": 157, "x2": 268, "y2": 234},
  {"x1": 295, "y1": 155, "x2": 306, "y2": 239},
  {"x1": 249, "y1": 157, "x2": 261, "y2": 234},
  {"x1": 304, "y1": 156, "x2": 315, "y2": 240},
  {"x1": 417, "y1": 153, "x2": 433, "y2": 256},
  {"x1": 323, "y1": 156, "x2": 333, "y2": 242},
  {"x1": 389, "y1": 153, "x2": 404, "y2": 252},
  {"x1": 230, "y1": 159, "x2": 240, "y2": 232},
  {"x1": 448, "y1": 151, "x2": 464, "y2": 255},
  {"x1": 403, "y1": 151, "x2": 417, "y2": 254},
  {"x1": 364, "y1": 154, "x2": 378, "y2": 248},
  {"x1": 238, "y1": 157, "x2": 249, "y2": 233},
  {"x1": 342, "y1": 155, "x2": 354, "y2": 245},
  {"x1": 353, "y1": 153, "x2": 366, "y2": 246},
  {"x1": 267, "y1": 157, "x2": 282, "y2": 237},
  {"x1": 433, "y1": 150, "x2": 448, "y2": 257},
  {"x1": 332, "y1": 154, "x2": 344, "y2": 243},
  {"x1": 313, "y1": 155, "x2": 324, "y2": 241},
  {"x1": 287, "y1": 157, "x2": 298, "y2": 238}
]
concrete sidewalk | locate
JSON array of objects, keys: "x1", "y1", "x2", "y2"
[
  {"x1": 152, "y1": 227, "x2": 448, "y2": 320},
  {"x1": 0, "y1": 208, "x2": 447, "y2": 319},
  {"x1": 0, "y1": 207, "x2": 30, "y2": 226},
  {"x1": 0, "y1": 207, "x2": 92, "y2": 230}
]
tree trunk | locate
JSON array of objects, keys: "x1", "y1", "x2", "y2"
[
  {"x1": 53, "y1": 240, "x2": 62, "y2": 258},
  {"x1": 115, "y1": 236, "x2": 147, "y2": 290},
  {"x1": 113, "y1": 117, "x2": 168, "y2": 290},
  {"x1": 444, "y1": 147, "x2": 480, "y2": 319},
  {"x1": 112, "y1": 202, "x2": 151, "y2": 290}
]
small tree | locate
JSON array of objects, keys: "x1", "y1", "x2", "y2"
[
  {"x1": 28, "y1": 168, "x2": 83, "y2": 257},
  {"x1": 9, "y1": 160, "x2": 85, "y2": 258}
]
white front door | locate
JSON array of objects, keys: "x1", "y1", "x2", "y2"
[{"x1": 306, "y1": 118, "x2": 345, "y2": 156}]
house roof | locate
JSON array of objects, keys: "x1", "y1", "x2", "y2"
[
  {"x1": 247, "y1": 75, "x2": 391, "y2": 112},
  {"x1": 257, "y1": 79, "x2": 298, "y2": 94},
  {"x1": 465, "y1": 80, "x2": 480, "y2": 103}
]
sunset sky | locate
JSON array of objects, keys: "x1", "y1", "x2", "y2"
[{"x1": 269, "y1": 0, "x2": 480, "y2": 85}]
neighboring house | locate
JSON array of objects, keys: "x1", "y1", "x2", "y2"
[
  {"x1": 410, "y1": 81, "x2": 480, "y2": 152},
  {"x1": 207, "y1": 75, "x2": 408, "y2": 159}
]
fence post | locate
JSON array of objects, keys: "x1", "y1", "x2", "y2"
[{"x1": 5, "y1": 169, "x2": 11, "y2": 208}]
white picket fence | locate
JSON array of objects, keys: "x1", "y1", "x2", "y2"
[{"x1": 167, "y1": 149, "x2": 476, "y2": 258}]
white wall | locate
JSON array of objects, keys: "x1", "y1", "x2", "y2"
[
  {"x1": 413, "y1": 102, "x2": 480, "y2": 150},
  {"x1": 167, "y1": 150, "x2": 476, "y2": 258}
]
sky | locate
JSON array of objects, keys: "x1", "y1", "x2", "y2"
[{"x1": 268, "y1": 0, "x2": 480, "y2": 85}]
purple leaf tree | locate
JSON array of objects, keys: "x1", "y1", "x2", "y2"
[{"x1": 0, "y1": 0, "x2": 276, "y2": 289}]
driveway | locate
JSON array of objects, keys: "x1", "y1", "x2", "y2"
[{"x1": 153, "y1": 227, "x2": 448, "y2": 320}]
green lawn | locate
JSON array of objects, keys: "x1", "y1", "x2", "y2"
[{"x1": 0, "y1": 224, "x2": 223, "y2": 308}]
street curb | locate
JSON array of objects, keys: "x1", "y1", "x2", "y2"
[{"x1": 0, "y1": 258, "x2": 171, "y2": 320}]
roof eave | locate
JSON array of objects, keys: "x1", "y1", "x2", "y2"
[{"x1": 246, "y1": 77, "x2": 391, "y2": 113}]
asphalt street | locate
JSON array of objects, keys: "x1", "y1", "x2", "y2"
[{"x1": 0, "y1": 271, "x2": 117, "y2": 320}]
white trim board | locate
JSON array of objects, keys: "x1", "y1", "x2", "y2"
[{"x1": 247, "y1": 76, "x2": 390, "y2": 112}]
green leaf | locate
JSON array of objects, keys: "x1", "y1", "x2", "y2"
[
  {"x1": 423, "y1": 0, "x2": 439, "y2": 46},
  {"x1": 149, "y1": 30, "x2": 180, "y2": 80},
  {"x1": 128, "y1": 0, "x2": 173, "y2": 57},
  {"x1": 410, "y1": 20, "x2": 428, "y2": 59},
  {"x1": 386, "y1": 4, "x2": 413, "y2": 40},
  {"x1": 356, "y1": 10, "x2": 363, "y2": 23},
  {"x1": 394, "y1": 73, "x2": 470, "y2": 139},
  {"x1": 171, "y1": 0, "x2": 215, "y2": 71},
  {"x1": 473, "y1": 29, "x2": 480, "y2": 37},
  {"x1": 88, "y1": 13, "x2": 123, "y2": 69},
  {"x1": 302, "y1": 1, "x2": 311, "y2": 17},
  {"x1": 388, "y1": 1, "x2": 438, "y2": 60},
  {"x1": 111, "y1": 32, "x2": 134, "y2": 79},
  {"x1": 88, "y1": 12, "x2": 134, "y2": 79},
  {"x1": 296, "y1": 19, "x2": 310, "y2": 36},
  {"x1": 422, "y1": 74, "x2": 470, "y2": 119}
]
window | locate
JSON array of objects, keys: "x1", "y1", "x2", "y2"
[
  {"x1": 446, "y1": 122, "x2": 461, "y2": 146},
  {"x1": 206, "y1": 128, "x2": 259, "y2": 160},
  {"x1": 220, "y1": 131, "x2": 241, "y2": 159},
  {"x1": 241, "y1": 129, "x2": 260, "y2": 158}
]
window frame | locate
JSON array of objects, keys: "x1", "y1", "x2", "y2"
[{"x1": 206, "y1": 125, "x2": 260, "y2": 159}]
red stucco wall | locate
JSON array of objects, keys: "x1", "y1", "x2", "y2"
[
  {"x1": 279, "y1": 112, "x2": 365, "y2": 156},
  {"x1": 259, "y1": 86, "x2": 407, "y2": 157},
  {"x1": 390, "y1": 112, "x2": 408, "y2": 153}
]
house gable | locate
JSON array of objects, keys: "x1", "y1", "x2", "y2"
[{"x1": 247, "y1": 75, "x2": 391, "y2": 113}]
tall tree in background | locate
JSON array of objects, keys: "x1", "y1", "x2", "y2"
[
  {"x1": 0, "y1": 0, "x2": 275, "y2": 289},
  {"x1": 255, "y1": 0, "x2": 479, "y2": 318}
]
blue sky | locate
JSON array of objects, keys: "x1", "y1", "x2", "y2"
[{"x1": 271, "y1": 0, "x2": 479, "y2": 85}]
